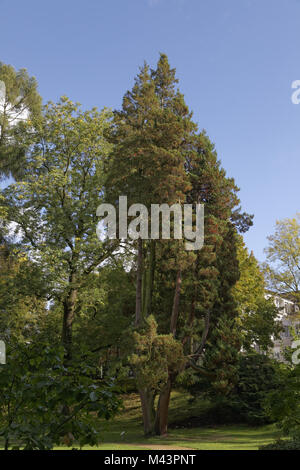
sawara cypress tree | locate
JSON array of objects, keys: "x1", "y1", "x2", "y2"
[
  {"x1": 107, "y1": 54, "x2": 252, "y2": 436},
  {"x1": 106, "y1": 54, "x2": 196, "y2": 434}
]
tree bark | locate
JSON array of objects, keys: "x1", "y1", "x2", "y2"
[
  {"x1": 144, "y1": 240, "x2": 155, "y2": 317},
  {"x1": 135, "y1": 238, "x2": 143, "y2": 327},
  {"x1": 170, "y1": 269, "x2": 182, "y2": 337},
  {"x1": 139, "y1": 387, "x2": 155, "y2": 436},
  {"x1": 192, "y1": 311, "x2": 210, "y2": 358},
  {"x1": 135, "y1": 239, "x2": 155, "y2": 435},
  {"x1": 182, "y1": 299, "x2": 195, "y2": 349},
  {"x1": 4, "y1": 437, "x2": 9, "y2": 451},
  {"x1": 155, "y1": 377, "x2": 172, "y2": 436},
  {"x1": 155, "y1": 270, "x2": 182, "y2": 436}
]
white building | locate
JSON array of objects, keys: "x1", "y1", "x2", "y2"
[{"x1": 265, "y1": 292, "x2": 300, "y2": 361}]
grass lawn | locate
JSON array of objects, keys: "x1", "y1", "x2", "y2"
[
  {"x1": 1, "y1": 391, "x2": 281, "y2": 450},
  {"x1": 74, "y1": 391, "x2": 281, "y2": 451}
]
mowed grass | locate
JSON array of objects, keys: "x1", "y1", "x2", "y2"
[
  {"x1": 1, "y1": 391, "x2": 281, "y2": 450},
  {"x1": 83, "y1": 391, "x2": 281, "y2": 451}
]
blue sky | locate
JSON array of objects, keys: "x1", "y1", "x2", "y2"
[{"x1": 1, "y1": 0, "x2": 299, "y2": 260}]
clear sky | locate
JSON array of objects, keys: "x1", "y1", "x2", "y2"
[{"x1": 1, "y1": 0, "x2": 299, "y2": 261}]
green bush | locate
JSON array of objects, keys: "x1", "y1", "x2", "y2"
[
  {"x1": 263, "y1": 359, "x2": 300, "y2": 446},
  {"x1": 260, "y1": 438, "x2": 300, "y2": 450},
  {"x1": 186, "y1": 352, "x2": 280, "y2": 425},
  {"x1": 0, "y1": 341, "x2": 121, "y2": 450}
]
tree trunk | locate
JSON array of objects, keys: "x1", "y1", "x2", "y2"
[
  {"x1": 4, "y1": 437, "x2": 9, "y2": 451},
  {"x1": 155, "y1": 377, "x2": 172, "y2": 436},
  {"x1": 135, "y1": 239, "x2": 155, "y2": 435},
  {"x1": 139, "y1": 387, "x2": 155, "y2": 436},
  {"x1": 144, "y1": 240, "x2": 155, "y2": 317},
  {"x1": 135, "y1": 238, "x2": 143, "y2": 327},
  {"x1": 151, "y1": 270, "x2": 182, "y2": 437},
  {"x1": 170, "y1": 269, "x2": 182, "y2": 337},
  {"x1": 182, "y1": 299, "x2": 195, "y2": 349},
  {"x1": 62, "y1": 272, "x2": 78, "y2": 360},
  {"x1": 154, "y1": 269, "x2": 182, "y2": 436}
]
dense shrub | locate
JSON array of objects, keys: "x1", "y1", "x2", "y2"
[
  {"x1": 186, "y1": 352, "x2": 280, "y2": 425},
  {"x1": 260, "y1": 438, "x2": 300, "y2": 450},
  {"x1": 262, "y1": 358, "x2": 300, "y2": 448},
  {"x1": 0, "y1": 341, "x2": 121, "y2": 450}
]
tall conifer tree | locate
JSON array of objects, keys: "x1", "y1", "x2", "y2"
[{"x1": 107, "y1": 54, "x2": 252, "y2": 435}]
